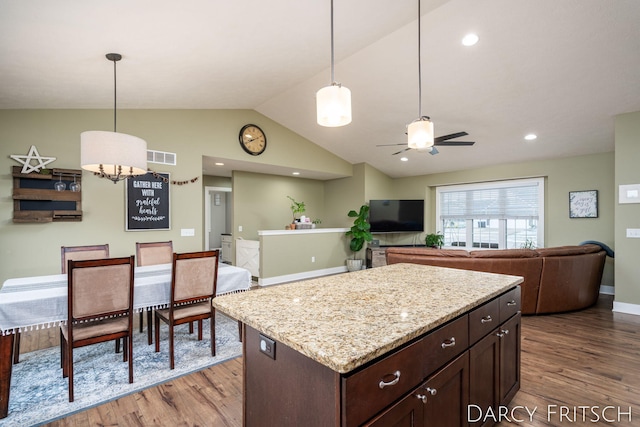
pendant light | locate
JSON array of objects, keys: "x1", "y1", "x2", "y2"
[
  {"x1": 316, "y1": 0, "x2": 352, "y2": 127},
  {"x1": 81, "y1": 53, "x2": 147, "y2": 183},
  {"x1": 407, "y1": 0, "x2": 434, "y2": 149}
]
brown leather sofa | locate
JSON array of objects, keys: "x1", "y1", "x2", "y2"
[{"x1": 385, "y1": 244, "x2": 606, "y2": 314}]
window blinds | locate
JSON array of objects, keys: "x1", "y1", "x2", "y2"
[{"x1": 440, "y1": 181, "x2": 539, "y2": 220}]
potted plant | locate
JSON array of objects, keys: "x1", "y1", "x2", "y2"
[
  {"x1": 345, "y1": 204, "x2": 373, "y2": 271},
  {"x1": 425, "y1": 232, "x2": 444, "y2": 248},
  {"x1": 287, "y1": 196, "x2": 306, "y2": 228}
]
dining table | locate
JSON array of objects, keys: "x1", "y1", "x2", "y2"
[{"x1": 0, "y1": 262, "x2": 252, "y2": 419}]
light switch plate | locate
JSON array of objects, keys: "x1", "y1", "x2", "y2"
[
  {"x1": 619, "y1": 184, "x2": 640, "y2": 204},
  {"x1": 180, "y1": 228, "x2": 195, "y2": 237},
  {"x1": 626, "y1": 228, "x2": 640, "y2": 238}
]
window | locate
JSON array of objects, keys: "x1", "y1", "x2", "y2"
[{"x1": 436, "y1": 178, "x2": 544, "y2": 249}]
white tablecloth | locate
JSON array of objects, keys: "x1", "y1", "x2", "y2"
[{"x1": 0, "y1": 263, "x2": 251, "y2": 335}]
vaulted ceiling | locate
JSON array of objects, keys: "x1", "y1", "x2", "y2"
[{"x1": 2, "y1": 0, "x2": 639, "y2": 178}]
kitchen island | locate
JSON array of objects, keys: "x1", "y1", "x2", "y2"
[{"x1": 213, "y1": 263, "x2": 523, "y2": 427}]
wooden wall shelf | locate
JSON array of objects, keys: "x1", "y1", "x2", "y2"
[{"x1": 12, "y1": 166, "x2": 83, "y2": 223}]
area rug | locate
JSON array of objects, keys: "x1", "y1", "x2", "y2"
[{"x1": 1, "y1": 312, "x2": 242, "y2": 427}]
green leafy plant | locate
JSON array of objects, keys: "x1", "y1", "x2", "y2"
[
  {"x1": 287, "y1": 196, "x2": 306, "y2": 222},
  {"x1": 346, "y1": 205, "x2": 373, "y2": 259},
  {"x1": 425, "y1": 232, "x2": 444, "y2": 248},
  {"x1": 521, "y1": 239, "x2": 536, "y2": 249}
]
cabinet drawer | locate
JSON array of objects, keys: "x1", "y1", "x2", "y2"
[
  {"x1": 343, "y1": 339, "x2": 424, "y2": 427},
  {"x1": 423, "y1": 315, "x2": 468, "y2": 376},
  {"x1": 499, "y1": 286, "x2": 521, "y2": 323},
  {"x1": 469, "y1": 298, "x2": 500, "y2": 345}
]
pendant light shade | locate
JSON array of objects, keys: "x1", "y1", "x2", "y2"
[
  {"x1": 81, "y1": 131, "x2": 147, "y2": 177},
  {"x1": 316, "y1": 83, "x2": 352, "y2": 127},
  {"x1": 81, "y1": 53, "x2": 147, "y2": 183},
  {"x1": 408, "y1": 117, "x2": 434, "y2": 149},
  {"x1": 316, "y1": 0, "x2": 351, "y2": 127}
]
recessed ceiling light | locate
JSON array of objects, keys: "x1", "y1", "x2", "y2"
[
  {"x1": 292, "y1": 172, "x2": 300, "y2": 175},
  {"x1": 462, "y1": 33, "x2": 479, "y2": 46},
  {"x1": 524, "y1": 134, "x2": 537, "y2": 141},
  {"x1": 215, "y1": 162, "x2": 224, "y2": 166},
  {"x1": 400, "y1": 157, "x2": 409, "y2": 162}
]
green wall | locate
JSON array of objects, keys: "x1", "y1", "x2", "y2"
[
  {"x1": 0, "y1": 109, "x2": 351, "y2": 283},
  {"x1": 614, "y1": 111, "x2": 640, "y2": 307},
  {"x1": 1, "y1": 108, "x2": 629, "y2": 307}
]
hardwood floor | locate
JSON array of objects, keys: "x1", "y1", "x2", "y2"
[{"x1": 23, "y1": 294, "x2": 639, "y2": 426}]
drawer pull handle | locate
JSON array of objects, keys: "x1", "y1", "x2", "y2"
[
  {"x1": 441, "y1": 337, "x2": 456, "y2": 349},
  {"x1": 379, "y1": 371, "x2": 401, "y2": 389},
  {"x1": 507, "y1": 300, "x2": 517, "y2": 306},
  {"x1": 497, "y1": 330, "x2": 509, "y2": 338},
  {"x1": 481, "y1": 315, "x2": 493, "y2": 324}
]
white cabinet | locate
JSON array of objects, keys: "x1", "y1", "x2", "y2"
[
  {"x1": 236, "y1": 239, "x2": 260, "y2": 277},
  {"x1": 221, "y1": 234, "x2": 232, "y2": 264}
]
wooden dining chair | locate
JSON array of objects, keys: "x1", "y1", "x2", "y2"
[
  {"x1": 12, "y1": 244, "x2": 110, "y2": 365},
  {"x1": 154, "y1": 250, "x2": 219, "y2": 369},
  {"x1": 136, "y1": 241, "x2": 173, "y2": 344},
  {"x1": 61, "y1": 244, "x2": 110, "y2": 273},
  {"x1": 60, "y1": 256, "x2": 135, "y2": 402}
]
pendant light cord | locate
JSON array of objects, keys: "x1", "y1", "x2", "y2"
[
  {"x1": 417, "y1": 0, "x2": 422, "y2": 119},
  {"x1": 330, "y1": 0, "x2": 335, "y2": 84},
  {"x1": 113, "y1": 57, "x2": 117, "y2": 133}
]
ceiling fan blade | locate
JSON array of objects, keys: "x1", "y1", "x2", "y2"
[
  {"x1": 434, "y1": 141, "x2": 475, "y2": 146},
  {"x1": 392, "y1": 147, "x2": 412, "y2": 155},
  {"x1": 376, "y1": 143, "x2": 406, "y2": 147},
  {"x1": 434, "y1": 131, "x2": 469, "y2": 143}
]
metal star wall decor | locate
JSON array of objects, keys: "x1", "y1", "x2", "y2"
[{"x1": 10, "y1": 145, "x2": 56, "y2": 173}]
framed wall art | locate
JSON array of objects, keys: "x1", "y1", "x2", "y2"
[
  {"x1": 569, "y1": 190, "x2": 598, "y2": 218},
  {"x1": 126, "y1": 172, "x2": 170, "y2": 230}
]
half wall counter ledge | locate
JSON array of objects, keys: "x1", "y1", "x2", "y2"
[{"x1": 212, "y1": 263, "x2": 524, "y2": 427}]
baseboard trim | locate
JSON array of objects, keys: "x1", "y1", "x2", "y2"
[
  {"x1": 258, "y1": 266, "x2": 348, "y2": 287},
  {"x1": 612, "y1": 301, "x2": 640, "y2": 316},
  {"x1": 599, "y1": 285, "x2": 615, "y2": 295}
]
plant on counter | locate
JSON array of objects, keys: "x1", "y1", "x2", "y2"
[
  {"x1": 287, "y1": 196, "x2": 306, "y2": 223},
  {"x1": 345, "y1": 205, "x2": 373, "y2": 271},
  {"x1": 425, "y1": 232, "x2": 444, "y2": 249}
]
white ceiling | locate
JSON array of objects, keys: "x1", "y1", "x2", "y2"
[{"x1": 2, "y1": 0, "x2": 639, "y2": 179}]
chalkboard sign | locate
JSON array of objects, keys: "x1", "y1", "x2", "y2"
[{"x1": 125, "y1": 172, "x2": 170, "y2": 231}]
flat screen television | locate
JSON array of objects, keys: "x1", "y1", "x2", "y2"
[{"x1": 368, "y1": 199, "x2": 425, "y2": 233}]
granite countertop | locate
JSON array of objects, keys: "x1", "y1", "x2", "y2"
[{"x1": 212, "y1": 263, "x2": 523, "y2": 374}]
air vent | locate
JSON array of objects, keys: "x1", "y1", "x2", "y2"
[{"x1": 147, "y1": 150, "x2": 177, "y2": 166}]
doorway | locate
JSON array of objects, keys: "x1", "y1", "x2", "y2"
[{"x1": 204, "y1": 186, "x2": 232, "y2": 254}]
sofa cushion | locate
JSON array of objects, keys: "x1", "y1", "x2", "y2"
[
  {"x1": 535, "y1": 244, "x2": 602, "y2": 257},
  {"x1": 470, "y1": 249, "x2": 539, "y2": 258},
  {"x1": 386, "y1": 248, "x2": 470, "y2": 257}
]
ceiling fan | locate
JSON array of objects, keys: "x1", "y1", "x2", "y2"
[{"x1": 378, "y1": 131, "x2": 475, "y2": 156}]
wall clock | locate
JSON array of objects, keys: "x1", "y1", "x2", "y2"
[{"x1": 239, "y1": 124, "x2": 267, "y2": 156}]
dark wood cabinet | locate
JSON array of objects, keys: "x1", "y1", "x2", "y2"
[
  {"x1": 364, "y1": 387, "x2": 425, "y2": 427},
  {"x1": 422, "y1": 352, "x2": 470, "y2": 427},
  {"x1": 469, "y1": 329, "x2": 500, "y2": 427},
  {"x1": 499, "y1": 313, "x2": 521, "y2": 405},
  {"x1": 242, "y1": 286, "x2": 521, "y2": 427}
]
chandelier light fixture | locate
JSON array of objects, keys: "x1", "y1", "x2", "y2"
[
  {"x1": 316, "y1": 0, "x2": 352, "y2": 127},
  {"x1": 407, "y1": 0, "x2": 434, "y2": 150},
  {"x1": 81, "y1": 53, "x2": 147, "y2": 183}
]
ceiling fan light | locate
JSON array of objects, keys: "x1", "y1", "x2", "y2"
[
  {"x1": 81, "y1": 130, "x2": 148, "y2": 176},
  {"x1": 407, "y1": 119, "x2": 434, "y2": 149},
  {"x1": 316, "y1": 84, "x2": 352, "y2": 127}
]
